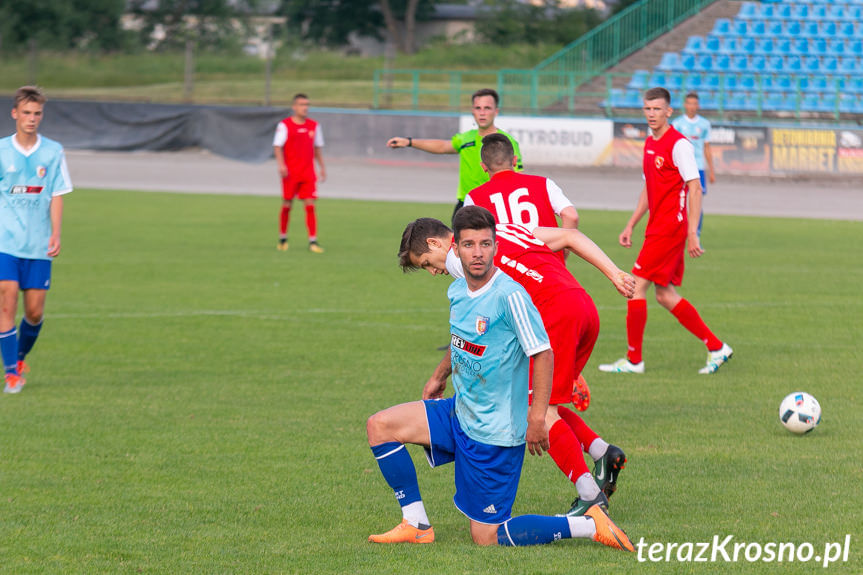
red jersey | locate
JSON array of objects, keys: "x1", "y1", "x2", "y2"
[
  {"x1": 446, "y1": 224, "x2": 583, "y2": 305},
  {"x1": 643, "y1": 126, "x2": 698, "y2": 237},
  {"x1": 274, "y1": 117, "x2": 323, "y2": 182}
]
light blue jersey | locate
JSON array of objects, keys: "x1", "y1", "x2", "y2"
[
  {"x1": 0, "y1": 135, "x2": 72, "y2": 260},
  {"x1": 672, "y1": 114, "x2": 711, "y2": 170},
  {"x1": 448, "y1": 269, "x2": 551, "y2": 447}
]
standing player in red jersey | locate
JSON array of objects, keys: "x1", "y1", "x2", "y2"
[
  {"x1": 273, "y1": 93, "x2": 326, "y2": 253},
  {"x1": 398, "y1": 207, "x2": 637, "y2": 516},
  {"x1": 599, "y1": 87, "x2": 732, "y2": 375},
  {"x1": 465, "y1": 134, "x2": 578, "y2": 264}
]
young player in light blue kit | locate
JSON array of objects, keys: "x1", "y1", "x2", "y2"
[
  {"x1": 365, "y1": 207, "x2": 633, "y2": 550},
  {"x1": 672, "y1": 92, "x2": 715, "y2": 238},
  {"x1": 0, "y1": 86, "x2": 72, "y2": 394}
]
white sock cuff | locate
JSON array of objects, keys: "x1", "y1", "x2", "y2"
[{"x1": 588, "y1": 438, "x2": 609, "y2": 461}]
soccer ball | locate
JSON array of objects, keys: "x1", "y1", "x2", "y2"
[{"x1": 779, "y1": 392, "x2": 821, "y2": 434}]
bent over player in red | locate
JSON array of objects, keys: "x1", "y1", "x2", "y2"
[
  {"x1": 273, "y1": 93, "x2": 326, "y2": 253},
  {"x1": 399, "y1": 207, "x2": 636, "y2": 516},
  {"x1": 599, "y1": 87, "x2": 732, "y2": 375}
]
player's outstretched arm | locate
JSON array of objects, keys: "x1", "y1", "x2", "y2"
[
  {"x1": 422, "y1": 350, "x2": 452, "y2": 400},
  {"x1": 532, "y1": 227, "x2": 636, "y2": 298},
  {"x1": 685, "y1": 178, "x2": 704, "y2": 258},
  {"x1": 620, "y1": 185, "x2": 648, "y2": 247},
  {"x1": 386, "y1": 137, "x2": 456, "y2": 155},
  {"x1": 526, "y1": 348, "x2": 552, "y2": 456}
]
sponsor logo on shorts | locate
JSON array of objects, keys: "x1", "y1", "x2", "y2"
[
  {"x1": 10, "y1": 185, "x2": 44, "y2": 195},
  {"x1": 483, "y1": 504, "x2": 497, "y2": 514},
  {"x1": 451, "y1": 334, "x2": 486, "y2": 357}
]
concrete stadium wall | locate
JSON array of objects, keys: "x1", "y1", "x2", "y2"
[{"x1": 1, "y1": 98, "x2": 860, "y2": 175}]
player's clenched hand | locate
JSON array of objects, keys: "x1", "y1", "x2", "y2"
[
  {"x1": 422, "y1": 376, "x2": 446, "y2": 400},
  {"x1": 47, "y1": 235, "x2": 61, "y2": 258},
  {"x1": 687, "y1": 232, "x2": 704, "y2": 258},
  {"x1": 614, "y1": 271, "x2": 636, "y2": 299},
  {"x1": 526, "y1": 418, "x2": 549, "y2": 456},
  {"x1": 278, "y1": 165, "x2": 288, "y2": 178},
  {"x1": 619, "y1": 227, "x2": 633, "y2": 248},
  {"x1": 387, "y1": 137, "x2": 407, "y2": 149},
  {"x1": 318, "y1": 166, "x2": 327, "y2": 183}
]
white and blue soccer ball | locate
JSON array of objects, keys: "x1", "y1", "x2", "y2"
[{"x1": 779, "y1": 392, "x2": 821, "y2": 435}]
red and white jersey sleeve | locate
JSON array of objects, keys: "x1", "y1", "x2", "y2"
[
  {"x1": 545, "y1": 178, "x2": 573, "y2": 215},
  {"x1": 671, "y1": 138, "x2": 699, "y2": 182},
  {"x1": 273, "y1": 122, "x2": 288, "y2": 146}
]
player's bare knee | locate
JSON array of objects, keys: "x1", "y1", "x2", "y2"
[
  {"x1": 366, "y1": 411, "x2": 394, "y2": 445},
  {"x1": 470, "y1": 523, "x2": 499, "y2": 546}
]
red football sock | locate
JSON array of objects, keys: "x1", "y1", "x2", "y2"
[
  {"x1": 548, "y1": 419, "x2": 590, "y2": 484},
  {"x1": 670, "y1": 299, "x2": 722, "y2": 351},
  {"x1": 557, "y1": 406, "x2": 599, "y2": 453},
  {"x1": 305, "y1": 204, "x2": 317, "y2": 241},
  {"x1": 279, "y1": 205, "x2": 290, "y2": 236},
  {"x1": 626, "y1": 299, "x2": 647, "y2": 364}
]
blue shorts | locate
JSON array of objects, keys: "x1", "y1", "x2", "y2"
[
  {"x1": 699, "y1": 170, "x2": 707, "y2": 195},
  {"x1": 0, "y1": 253, "x2": 51, "y2": 290},
  {"x1": 423, "y1": 397, "x2": 525, "y2": 525}
]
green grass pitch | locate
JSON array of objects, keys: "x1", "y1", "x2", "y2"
[{"x1": 1, "y1": 190, "x2": 860, "y2": 574}]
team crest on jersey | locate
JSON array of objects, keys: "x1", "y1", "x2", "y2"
[
  {"x1": 655, "y1": 156, "x2": 665, "y2": 169},
  {"x1": 475, "y1": 315, "x2": 489, "y2": 335},
  {"x1": 36, "y1": 166, "x2": 47, "y2": 178}
]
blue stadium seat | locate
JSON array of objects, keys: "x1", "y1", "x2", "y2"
[
  {"x1": 683, "y1": 36, "x2": 704, "y2": 54},
  {"x1": 755, "y1": 38, "x2": 774, "y2": 55},
  {"x1": 810, "y1": 39, "x2": 828, "y2": 55},
  {"x1": 822, "y1": 56, "x2": 838, "y2": 72},
  {"x1": 680, "y1": 53, "x2": 696, "y2": 71},
  {"x1": 730, "y1": 55, "x2": 749, "y2": 72},
  {"x1": 800, "y1": 93, "x2": 822, "y2": 112},
  {"x1": 786, "y1": 55, "x2": 803, "y2": 72},
  {"x1": 760, "y1": 74, "x2": 776, "y2": 91},
  {"x1": 809, "y1": 75, "x2": 830, "y2": 92},
  {"x1": 657, "y1": 52, "x2": 681, "y2": 71},
  {"x1": 622, "y1": 90, "x2": 643, "y2": 107},
  {"x1": 849, "y1": 6, "x2": 863, "y2": 20},
  {"x1": 837, "y1": 22, "x2": 856, "y2": 37},
  {"x1": 839, "y1": 93, "x2": 861, "y2": 113},
  {"x1": 850, "y1": 40, "x2": 863, "y2": 56},
  {"x1": 848, "y1": 77, "x2": 863, "y2": 93},
  {"x1": 809, "y1": 5, "x2": 828, "y2": 20},
  {"x1": 719, "y1": 74, "x2": 738, "y2": 90},
  {"x1": 699, "y1": 91, "x2": 719, "y2": 110},
  {"x1": 740, "y1": 37, "x2": 757, "y2": 54},
  {"x1": 719, "y1": 37, "x2": 738, "y2": 54},
  {"x1": 732, "y1": 20, "x2": 748, "y2": 36},
  {"x1": 801, "y1": 22, "x2": 820, "y2": 37},
  {"x1": 702, "y1": 73, "x2": 721, "y2": 89},
  {"x1": 765, "y1": 91, "x2": 796, "y2": 112},
  {"x1": 738, "y1": 2, "x2": 758, "y2": 18},
  {"x1": 761, "y1": 4, "x2": 775, "y2": 18},
  {"x1": 828, "y1": 39, "x2": 846, "y2": 56},
  {"x1": 684, "y1": 73, "x2": 703, "y2": 90},
  {"x1": 776, "y1": 39, "x2": 792, "y2": 55},
  {"x1": 803, "y1": 56, "x2": 821, "y2": 72},
  {"x1": 786, "y1": 20, "x2": 801, "y2": 36},
  {"x1": 821, "y1": 21, "x2": 837, "y2": 37},
  {"x1": 695, "y1": 55, "x2": 714, "y2": 72},
  {"x1": 750, "y1": 55, "x2": 767, "y2": 72},
  {"x1": 838, "y1": 57, "x2": 859, "y2": 74},
  {"x1": 774, "y1": 74, "x2": 793, "y2": 91},
  {"x1": 827, "y1": 5, "x2": 845, "y2": 19},
  {"x1": 791, "y1": 38, "x2": 809, "y2": 55},
  {"x1": 739, "y1": 74, "x2": 757, "y2": 90},
  {"x1": 666, "y1": 73, "x2": 685, "y2": 89},
  {"x1": 627, "y1": 69, "x2": 650, "y2": 90},
  {"x1": 751, "y1": 20, "x2": 767, "y2": 36},
  {"x1": 724, "y1": 92, "x2": 750, "y2": 110},
  {"x1": 791, "y1": 4, "x2": 808, "y2": 19},
  {"x1": 704, "y1": 35, "x2": 721, "y2": 52},
  {"x1": 767, "y1": 56, "x2": 785, "y2": 72},
  {"x1": 767, "y1": 21, "x2": 784, "y2": 36},
  {"x1": 712, "y1": 18, "x2": 731, "y2": 36},
  {"x1": 791, "y1": 75, "x2": 810, "y2": 91},
  {"x1": 650, "y1": 71, "x2": 668, "y2": 87}
]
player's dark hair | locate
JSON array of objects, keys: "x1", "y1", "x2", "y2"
[
  {"x1": 292, "y1": 93, "x2": 309, "y2": 102},
  {"x1": 480, "y1": 133, "x2": 514, "y2": 169},
  {"x1": 453, "y1": 206, "x2": 496, "y2": 243},
  {"x1": 471, "y1": 88, "x2": 499, "y2": 107},
  {"x1": 644, "y1": 87, "x2": 671, "y2": 104},
  {"x1": 685, "y1": 92, "x2": 699, "y2": 101},
  {"x1": 398, "y1": 217, "x2": 453, "y2": 272},
  {"x1": 14, "y1": 86, "x2": 46, "y2": 108}
]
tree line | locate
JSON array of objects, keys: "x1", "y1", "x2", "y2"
[{"x1": 0, "y1": 0, "x2": 626, "y2": 55}]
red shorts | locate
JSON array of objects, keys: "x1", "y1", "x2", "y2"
[
  {"x1": 633, "y1": 234, "x2": 686, "y2": 287},
  {"x1": 281, "y1": 177, "x2": 317, "y2": 200},
  {"x1": 529, "y1": 288, "x2": 600, "y2": 406}
]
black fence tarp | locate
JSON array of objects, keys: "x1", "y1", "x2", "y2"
[{"x1": 0, "y1": 99, "x2": 459, "y2": 163}]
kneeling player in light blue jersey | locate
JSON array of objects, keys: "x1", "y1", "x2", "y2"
[
  {"x1": 0, "y1": 86, "x2": 72, "y2": 394},
  {"x1": 365, "y1": 206, "x2": 634, "y2": 550}
]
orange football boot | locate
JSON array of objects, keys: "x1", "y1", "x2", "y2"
[
  {"x1": 368, "y1": 519, "x2": 435, "y2": 544},
  {"x1": 585, "y1": 504, "x2": 634, "y2": 552}
]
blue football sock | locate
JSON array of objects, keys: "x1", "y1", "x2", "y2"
[
  {"x1": 1, "y1": 328, "x2": 18, "y2": 374},
  {"x1": 497, "y1": 515, "x2": 572, "y2": 546},
  {"x1": 371, "y1": 442, "x2": 423, "y2": 507},
  {"x1": 18, "y1": 318, "x2": 42, "y2": 361}
]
